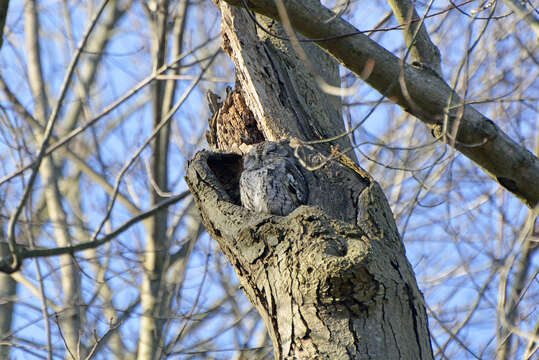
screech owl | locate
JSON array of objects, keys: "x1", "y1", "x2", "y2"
[
  {"x1": 240, "y1": 142, "x2": 308, "y2": 216},
  {"x1": 239, "y1": 141, "x2": 372, "y2": 225}
]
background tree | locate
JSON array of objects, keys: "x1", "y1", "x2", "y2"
[{"x1": 0, "y1": 0, "x2": 537, "y2": 359}]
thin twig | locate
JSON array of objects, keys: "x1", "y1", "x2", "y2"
[
  {"x1": 5, "y1": 0, "x2": 111, "y2": 273},
  {"x1": 0, "y1": 192, "x2": 189, "y2": 272}
]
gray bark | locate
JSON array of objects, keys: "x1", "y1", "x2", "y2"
[
  {"x1": 220, "y1": 0, "x2": 539, "y2": 210},
  {"x1": 386, "y1": 0, "x2": 442, "y2": 75},
  {"x1": 186, "y1": 143, "x2": 433, "y2": 359},
  {"x1": 217, "y1": 1, "x2": 356, "y2": 161},
  {"x1": 187, "y1": 3, "x2": 434, "y2": 357}
]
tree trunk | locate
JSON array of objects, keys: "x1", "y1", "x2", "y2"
[
  {"x1": 138, "y1": 1, "x2": 173, "y2": 358},
  {"x1": 219, "y1": 0, "x2": 539, "y2": 210},
  {"x1": 186, "y1": 2, "x2": 433, "y2": 359},
  {"x1": 25, "y1": 1, "x2": 84, "y2": 357},
  {"x1": 0, "y1": 242, "x2": 16, "y2": 359}
]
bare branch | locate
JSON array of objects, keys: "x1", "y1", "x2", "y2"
[
  {"x1": 0, "y1": 39, "x2": 217, "y2": 188},
  {"x1": 387, "y1": 0, "x2": 442, "y2": 74},
  {"x1": 5, "y1": 0, "x2": 111, "y2": 272},
  {"x1": 0, "y1": 192, "x2": 189, "y2": 272},
  {"x1": 501, "y1": 0, "x2": 539, "y2": 37}
]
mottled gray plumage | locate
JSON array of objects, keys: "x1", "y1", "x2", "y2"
[
  {"x1": 240, "y1": 142, "x2": 308, "y2": 216},
  {"x1": 240, "y1": 141, "x2": 371, "y2": 225}
]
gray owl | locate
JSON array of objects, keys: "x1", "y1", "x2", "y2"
[{"x1": 240, "y1": 142, "x2": 308, "y2": 216}]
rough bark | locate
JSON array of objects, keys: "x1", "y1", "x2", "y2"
[
  {"x1": 0, "y1": 4, "x2": 23, "y2": 345},
  {"x1": 187, "y1": 3, "x2": 434, "y2": 358},
  {"x1": 220, "y1": 0, "x2": 539, "y2": 210},
  {"x1": 216, "y1": 1, "x2": 357, "y2": 161},
  {"x1": 186, "y1": 144, "x2": 433, "y2": 359}
]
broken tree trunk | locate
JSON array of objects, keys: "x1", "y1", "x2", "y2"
[{"x1": 186, "y1": 2, "x2": 434, "y2": 359}]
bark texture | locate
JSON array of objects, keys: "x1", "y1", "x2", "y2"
[
  {"x1": 220, "y1": 0, "x2": 539, "y2": 210},
  {"x1": 187, "y1": 2, "x2": 434, "y2": 358},
  {"x1": 217, "y1": 1, "x2": 357, "y2": 161},
  {"x1": 186, "y1": 144, "x2": 433, "y2": 359}
]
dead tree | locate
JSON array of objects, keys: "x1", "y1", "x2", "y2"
[{"x1": 186, "y1": 2, "x2": 434, "y2": 358}]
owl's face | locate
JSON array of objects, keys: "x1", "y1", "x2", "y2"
[{"x1": 240, "y1": 142, "x2": 308, "y2": 216}]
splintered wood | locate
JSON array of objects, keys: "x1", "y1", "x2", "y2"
[{"x1": 206, "y1": 86, "x2": 264, "y2": 153}]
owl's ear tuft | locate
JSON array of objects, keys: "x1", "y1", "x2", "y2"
[{"x1": 207, "y1": 153, "x2": 243, "y2": 205}]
